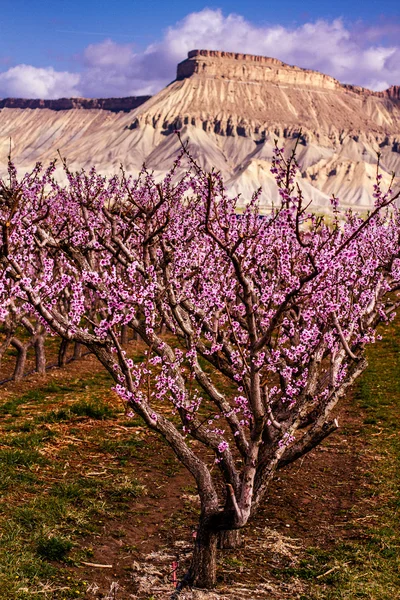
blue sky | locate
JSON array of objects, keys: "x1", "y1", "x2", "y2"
[{"x1": 0, "y1": 1, "x2": 399, "y2": 98}]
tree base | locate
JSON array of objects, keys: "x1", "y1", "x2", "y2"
[{"x1": 217, "y1": 529, "x2": 243, "y2": 549}]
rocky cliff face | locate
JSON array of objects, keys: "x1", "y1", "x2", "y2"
[
  {"x1": 0, "y1": 50, "x2": 399, "y2": 209},
  {"x1": 383, "y1": 86, "x2": 400, "y2": 100},
  {"x1": 134, "y1": 49, "x2": 400, "y2": 138},
  {"x1": 177, "y1": 49, "x2": 342, "y2": 90}
]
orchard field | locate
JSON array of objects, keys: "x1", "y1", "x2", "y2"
[
  {"x1": 1, "y1": 144, "x2": 400, "y2": 599},
  {"x1": 0, "y1": 316, "x2": 399, "y2": 600}
]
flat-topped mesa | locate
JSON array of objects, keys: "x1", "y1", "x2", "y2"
[
  {"x1": 177, "y1": 49, "x2": 342, "y2": 91},
  {"x1": 0, "y1": 96, "x2": 151, "y2": 112}
]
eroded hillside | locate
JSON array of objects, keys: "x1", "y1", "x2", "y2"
[{"x1": 1, "y1": 49, "x2": 399, "y2": 208}]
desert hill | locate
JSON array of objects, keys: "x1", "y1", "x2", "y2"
[
  {"x1": 1, "y1": 49, "x2": 399, "y2": 209},
  {"x1": 0, "y1": 96, "x2": 150, "y2": 112}
]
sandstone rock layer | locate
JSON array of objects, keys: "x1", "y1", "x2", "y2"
[{"x1": 1, "y1": 49, "x2": 399, "y2": 208}]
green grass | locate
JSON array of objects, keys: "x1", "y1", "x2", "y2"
[
  {"x1": 7, "y1": 430, "x2": 56, "y2": 448},
  {"x1": 0, "y1": 448, "x2": 45, "y2": 466},
  {"x1": 99, "y1": 436, "x2": 146, "y2": 461},
  {"x1": 36, "y1": 398, "x2": 116, "y2": 423},
  {"x1": 36, "y1": 536, "x2": 73, "y2": 561},
  {"x1": 0, "y1": 369, "x2": 148, "y2": 600}
]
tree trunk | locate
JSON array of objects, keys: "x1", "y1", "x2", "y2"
[
  {"x1": 120, "y1": 325, "x2": 129, "y2": 345},
  {"x1": 58, "y1": 339, "x2": 70, "y2": 367},
  {"x1": 73, "y1": 342, "x2": 82, "y2": 360},
  {"x1": 35, "y1": 335, "x2": 46, "y2": 375},
  {"x1": 11, "y1": 339, "x2": 27, "y2": 381},
  {"x1": 217, "y1": 529, "x2": 242, "y2": 549},
  {"x1": 188, "y1": 520, "x2": 218, "y2": 588}
]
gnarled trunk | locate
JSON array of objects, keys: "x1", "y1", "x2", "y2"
[
  {"x1": 188, "y1": 518, "x2": 218, "y2": 588},
  {"x1": 185, "y1": 523, "x2": 242, "y2": 588},
  {"x1": 11, "y1": 339, "x2": 27, "y2": 381}
]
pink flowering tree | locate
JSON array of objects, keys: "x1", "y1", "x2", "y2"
[{"x1": 1, "y1": 145, "x2": 400, "y2": 589}]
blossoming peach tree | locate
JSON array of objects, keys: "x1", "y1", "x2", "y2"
[{"x1": 1, "y1": 145, "x2": 399, "y2": 589}]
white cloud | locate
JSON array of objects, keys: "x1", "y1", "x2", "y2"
[
  {"x1": 133, "y1": 10, "x2": 399, "y2": 92},
  {"x1": 83, "y1": 39, "x2": 135, "y2": 69},
  {"x1": 0, "y1": 65, "x2": 81, "y2": 98},
  {"x1": 0, "y1": 9, "x2": 399, "y2": 98}
]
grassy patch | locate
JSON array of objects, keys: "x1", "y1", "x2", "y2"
[
  {"x1": 0, "y1": 367, "x2": 148, "y2": 599},
  {"x1": 0, "y1": 448, "x2": 46, "y2": 467},
  {"x1": 36, "y1": 536, "x2": 73, "y2": 561},
  {"x1": 36, "y1": 398, "x2": 116, "y2": 424}
]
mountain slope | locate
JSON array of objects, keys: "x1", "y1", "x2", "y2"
[{"x1": 1, "y1": 49, "x2": 399, "y2": 208}]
